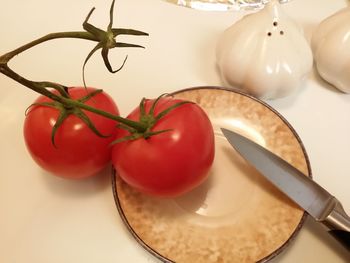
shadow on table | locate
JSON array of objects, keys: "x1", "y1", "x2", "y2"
[
  {"x1": 304, "y1": 217, "x2": 350, "y2": 260},
  {"x1": 40, "y1": 164, "x2": 111, "y2": 198}
]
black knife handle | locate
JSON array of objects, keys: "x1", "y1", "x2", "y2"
[
  {"x1": 328, "y1": 230, "x2": 350, "y2": 251},
  {"x1": 322, "y1": 198, "x2": 350, "y2": 251}
]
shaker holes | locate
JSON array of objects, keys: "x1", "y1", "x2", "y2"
[{"x1": 268, "y1": 22, "x2": 284, "y2": 36}]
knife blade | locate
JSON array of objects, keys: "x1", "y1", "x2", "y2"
[{"x1": 221, "y1": 128, "x2": 350, "y2": 250}]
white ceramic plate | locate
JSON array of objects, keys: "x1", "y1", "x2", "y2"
[{"x1": 112, "y1": 86, "x2": 311, "y2": 263}]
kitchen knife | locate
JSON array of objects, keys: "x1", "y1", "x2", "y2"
[{"x1": 221, "y1": 128, "x2": 350, "y2": 250}]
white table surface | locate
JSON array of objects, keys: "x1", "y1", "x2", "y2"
[{"x1": 0, "y1": 0, "x2": 349, "y2": 262}]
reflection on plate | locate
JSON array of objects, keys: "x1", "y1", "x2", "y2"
[{"x1": 112, "y1": 87, "x2": 311, "y2": 263}]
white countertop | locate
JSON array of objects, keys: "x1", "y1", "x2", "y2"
[{"x1": 0, "y1": 0, "x2": 349, "y2": 262}]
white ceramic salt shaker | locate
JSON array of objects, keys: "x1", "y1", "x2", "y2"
[
  {"x1": 216, "y1": 0, "x2": 313, "y2": 99},
  {"x1": 312, "y1": 6, "x2": 350, "y2": 93}
]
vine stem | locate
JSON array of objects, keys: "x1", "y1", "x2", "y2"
[
  {"x1": 0, "y1": 64, "x2": 64, "y2": 101},
  {"x1": 67, "y1": 98, "x2": 147, "y2": 131},
  {"x1": 0, "y1": 30, "x2": 148, "y2": 132},
  {"x1": 0, "y1": 31, "x2": 99, "y2": 98},
  {"x1": 0, "y1": 63, "x2": 147, "y2": 131},
  {"x1": 0, "y1": 31, "x2": 98, "y2": 63}
]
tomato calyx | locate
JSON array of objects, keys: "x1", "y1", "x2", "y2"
[
  {"x1": 112, "y1": 95, "x2": 192, "y2": 144},
  {"x1": 27, "y1": 89, "x2": 110, "y2": 147},
  {"x1": 82, "y1": 0, "x2": 148, "y2": 87}
]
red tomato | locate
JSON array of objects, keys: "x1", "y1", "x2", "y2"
[
  {"x1": 23, "y1": 87, "x2": 119, "y2": 179},
  {"x1": 112, "y1": 97, "x2": 215, "y2": 197}
]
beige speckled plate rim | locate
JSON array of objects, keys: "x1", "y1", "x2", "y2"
[{"x1": 111, "y1": 86, "x2": 312, "y2": 263}]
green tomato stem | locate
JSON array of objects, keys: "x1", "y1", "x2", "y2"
[
  {"x1": 0, "y1": 31, "x2": 98, "y2": 64},
  {"x1": 0, "y1": 61, "x2": 148, "y2": 132},
  {"x1": 0, "y1": 1, "x2": 149, "y2": 136},
  {"x1": 0, "y1": 55, "x2": 147, "y2": 132},
  {"x1": 0, "y1": 65, "x2": 64, "y2": 101},
  {"x1": 65, "y1": 97, "x2": 148, "y2": 131}
]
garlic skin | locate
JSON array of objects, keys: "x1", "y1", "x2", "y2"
[
  {"x1": 216, "y1": 1, "x2": 313, "y2": 99},
  {"x1": 311, "y1": 6, "x2": 350, "y2": 93}
]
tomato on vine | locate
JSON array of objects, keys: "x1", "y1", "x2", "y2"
[
  {"x1": 24, "y1": 87, "x2": 119, "y2": 179},
  {"x1": 1, "y1": 0, "x2": 148, "y2": 180},
  {"x1": 1, "y1": 0, "x2": 216, "y2": 195},
  {"x1": 112, "y1": 96, "x2": 215, "y2": 197}
]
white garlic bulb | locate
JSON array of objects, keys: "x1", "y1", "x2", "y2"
[
  {"x1": 216, "y1": 0, "x2": 313, "y2": 99},
  {"x1": 312, "y1": 6, "x2": 350, "y2": 93}
]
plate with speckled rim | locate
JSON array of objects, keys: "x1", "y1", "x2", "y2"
[{"x1": 112, "y1": 86, "x2": 311, "y2": 263}]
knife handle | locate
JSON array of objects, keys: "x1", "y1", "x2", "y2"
[
  {"x1": 323, "y1": 198, "x2": 350, "y2": 251},
  {"x1": 328, "y1": 230, "x2": 350, "y2": 250}
]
